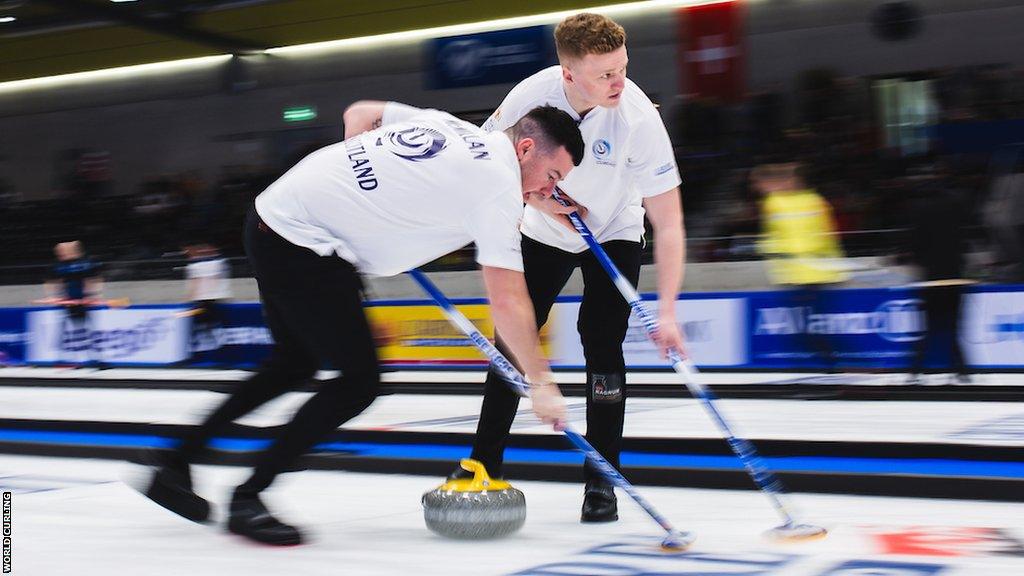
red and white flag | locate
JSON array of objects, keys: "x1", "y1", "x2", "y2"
[{"x1": 678, "y1": 1, "x2": 746, "y2": 102}]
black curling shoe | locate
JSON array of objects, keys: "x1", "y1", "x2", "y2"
[
  {"x1": 227, "y1": 491, "x2": 303, "y2": 546},
  {"x1": 581, "y1": 480, "x2": 618, "y2": 523},
  {"x1": 139, "y1": 451, "x2": 210, "y2": 524}
]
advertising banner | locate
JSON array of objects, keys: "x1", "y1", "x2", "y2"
[
  {"x1": 549, "y1": 297, "x2": 746, "y2": 368},
  {"x1": 367, "y1": 302, "x2": 554, "y2": 367},
  {"x1": 962, "y1": 289, "x2": 1024, "y2": 368},
  {"x1": 0, "y1": 308, "x2": 27, "y2": 365},
  {"x1": 25, "y1": 307, "x2": 189, "y2": 364},
  {"x1": 748, "y1": 288, "x2": 928, "y2": 369},
  {"x1": 188, "y1": 303, "x2": 273, "y2": 367}
]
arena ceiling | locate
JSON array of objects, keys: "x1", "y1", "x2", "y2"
[{"x1": 0, "y1": 0, "x2": 643, "y2": 83}]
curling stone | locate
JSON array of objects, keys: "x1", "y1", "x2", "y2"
[{"x1": 422, "y1": 458, "x2": 526, "y2": 540}]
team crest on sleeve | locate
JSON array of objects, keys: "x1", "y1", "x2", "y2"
[{"x1": 383, "y1": 127, "x2": 448, "y2": 161}]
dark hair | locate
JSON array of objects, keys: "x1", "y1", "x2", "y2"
[{"x1": 511, "y1": 105, "x2": 585, "y2": 166}]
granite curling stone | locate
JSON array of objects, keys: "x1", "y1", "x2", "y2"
[{"x1": 422, "y1": 458, "x2": 526, "y2": 540}]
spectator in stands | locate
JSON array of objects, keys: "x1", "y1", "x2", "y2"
[
  {"x1": 906, "y1": 164, "x2": 973, "y2": 384},
  {"x1": 41, "y1": 241, "x2": 105, "y2": 368},
  {"x1": 753, "y1": 159, "x2": 847, "y2": 371},
  {"x1": 184, "y1": 243, "x2": 232, "y2": 361},
  {"x1": 984, "y1": 149, "x2": 1024, "y2": 282}
]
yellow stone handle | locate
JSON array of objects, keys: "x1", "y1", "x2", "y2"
[
  {"x1": 437, "y1": 458, "x2": 513, "y2": 492},
  {"x1": 460, "y1": 458, "x2": 493, "y2": 489}
]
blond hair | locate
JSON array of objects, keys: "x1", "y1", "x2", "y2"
[{"x1": 554, "y1": 13, "x2": 626, "y2": 61}]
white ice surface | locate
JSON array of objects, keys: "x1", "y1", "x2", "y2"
[
  {"x1": 0, "y1": 385, "x2": 1021, "y2": 446},
  {"x1": 4, "y1": 454, "x2": 1024, "y2": 575}
]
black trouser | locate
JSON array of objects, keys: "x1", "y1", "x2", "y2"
[
  {"x1": 469, "y1": 235, "x2": 642, "y2": 483},
  {"x1": 172, "y1": 209, "x2": 380, "y2": 494},
  {"x1": 910, "y1": 284, "x2": 968, "y2": 375},
  {"x1": 191, "y1": 299, "x2": 222, "y2": 333}
]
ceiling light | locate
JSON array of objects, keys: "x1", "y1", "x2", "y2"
[{"x1": 0, "y1": 55, "x2": 232, "y2": 94}]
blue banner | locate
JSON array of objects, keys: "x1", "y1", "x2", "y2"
[
  {"x1": 188, "y1": 303, "x2": 271, "y2": 368},
  {"x1": 0, "y1": 308, "x2": 27, "y2": 365},
  {"x1": 427, "y1": 26, "x2": 556, "y2": 89},
  {"x1": 749, "y1": 287, "x2": 950, "y2": 370}
]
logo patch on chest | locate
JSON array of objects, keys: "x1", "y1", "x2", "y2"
[{"x1": 591, "y1": 139, "x2": 615, "y2": 166}]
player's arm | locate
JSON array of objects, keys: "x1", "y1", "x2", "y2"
[
  {"x1": 481, "y1": 265, "x2": 565, "y2": 425},
  {"x1": 343, "y1": 100, "x2": 424, "y2": 138},
  {"x1": 642, "y1": 188, "x2": 687, "y2": 357},
  {"x1": 343, "y1": 101, "x2": 387, "y2": 138}
]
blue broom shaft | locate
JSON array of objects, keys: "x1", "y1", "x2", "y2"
[{"x1": 553, "y1": 189, "x2": 797, "y2": 525}]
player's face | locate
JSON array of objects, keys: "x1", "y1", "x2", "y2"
[
  {"x1": 516, "y1": 140, "x2": 574, "y2": 200},
  {"x1": 564, "y1": 46, "x2": 628, "y2": 109}
]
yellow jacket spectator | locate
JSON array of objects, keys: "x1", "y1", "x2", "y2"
[{"x1": 753, "y1": 163, "x2": 848, "y2": 286}]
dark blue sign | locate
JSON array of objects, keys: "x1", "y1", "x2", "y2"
[
  {"x1": 189, "y1": 303, "x2": 272, "y2": 368},
  {"x1": 427, "y1": 26, "x2": 556, "y2": 89},
  {"x1": 0, "y1": 308, "x2": 27, "y2": 365},
  {"x1": 747, "y1": 287, "x2": 949, "y2": 370}
]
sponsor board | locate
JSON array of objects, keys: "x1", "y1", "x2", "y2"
[
  {"x1": 550, "y1": 297, "x2": 746, "y2": 368},
  {"x1": 26, "y1": 308, "x2": 188, "y2": 364},
  {"x1": 0, "y1": 308, "x2": 27, "y2": 365},
  {"x1": 366, "y1": 303, "x2": 554, "y2": 366},
  {"x1": 749, "y1": 289, "x2": 930, "y2": 369},
  {"x1": 962, "y1": 290, "x2": 1024, "y2": 367}
]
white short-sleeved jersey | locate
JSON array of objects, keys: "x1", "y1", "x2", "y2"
[
  {"x1": 482, "y1": 66, "x2": 681, "y2": 253},
  {"x1": 255, "y1": 103, "x2": 525, "y2": 277}
]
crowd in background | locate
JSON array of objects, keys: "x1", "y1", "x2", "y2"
[
  {"x1": 1, "y1": 65, "x2": 1022, "y2": 282},
  {"x1": 666, "y1": 65, "x2": 1024, "y2": 280}
]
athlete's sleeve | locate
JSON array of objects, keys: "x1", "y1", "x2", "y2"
[
  {"x1": 480, "y1": 81, "x2": 535, "y2": 132},
  {"x1": 627, "y1": 112, "x2": 682, "y2": 198},
  {"x1": 463, "y1": 193, "x2": 524, "y2": 272},
  {"x1": 382, "y1": 102, "x2": 426, "y2": 125}
]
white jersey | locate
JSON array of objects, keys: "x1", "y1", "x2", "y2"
[
  {"x1": 483, "y1": 65, "x2": 681, "y2": 253},
  {"x1": 255, "y1": 103, "x2": 525, "y2": 277},
  {"x1": 186, "y1": 257, "x2": 231, "y2": 301}
]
